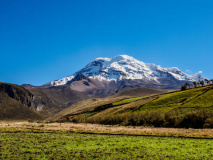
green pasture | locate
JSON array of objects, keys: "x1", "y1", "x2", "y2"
[
  {"x1": 138, "y1": 86, "x2": 212, "y2": 112},
  {"x1": 113, "y1": 96, "x2": 144, "y2": 106},
  {"x1": 0, "y1": 132, "x2": 213, "y2": 159}
]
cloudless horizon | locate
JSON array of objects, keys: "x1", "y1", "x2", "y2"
[{"x1": 1, "y1": 0, "x2": 213, "y2": 86}]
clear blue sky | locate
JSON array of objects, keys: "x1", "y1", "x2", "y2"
[{"x1": 1, "y1": 0, "x2": 213, "y2": 85}]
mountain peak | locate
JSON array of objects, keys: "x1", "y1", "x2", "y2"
[
  {"x1": 94, "y1": 55, "x2": 135, "y2": 62},
  {"x1": 112, "y1": 54, "x2": 134, "y2": 60},
  {"x1": 46, "y1": 55, "x2": 205, "y2": 86},
  {"x1": 94, "y1": 57, "x2": 111, "y2": 62}
]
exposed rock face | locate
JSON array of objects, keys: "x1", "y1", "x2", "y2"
[
  {"x1": 0, "y1": 82, "x2": 42, "y2": 120},
  {"x1": 0, "y1": 82, "x2": 34, "y2": 107}
]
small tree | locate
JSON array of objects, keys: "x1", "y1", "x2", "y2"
[
  {"x1": 186, "y1": 82, "x2": 191, "y2": 88},
  {"x1": 204, "y1": 79, "x2": 209, "y2": 85},
  {"x1": 193, "y1": 81, "x2": 197, "y2": 88},
  {"x1": 197, "y1": 81, "x2": 201, "y2": 87},
  {"x1": 181, "y1": 83, "x2": 189, "y2": 90},
  {"x1": 181, "y1": 85, "x2": 187, "y2": 91},
  {"x1": 200, "y1": 80, "x2": 204, "y2": 86}
]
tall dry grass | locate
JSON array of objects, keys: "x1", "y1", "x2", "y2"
[{"x1": 0, "y1": 121, "x2": 213, "y2": 138}]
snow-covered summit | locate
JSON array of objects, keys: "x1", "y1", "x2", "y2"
[{"x1": 47, "y1": 55, "x2": 204, "y2": 86}]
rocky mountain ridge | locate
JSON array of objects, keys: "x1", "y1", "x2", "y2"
[{"x1": 46, "y1": 55, "x2": 204, "y2": 87}]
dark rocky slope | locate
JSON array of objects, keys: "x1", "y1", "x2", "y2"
[{"x1": 0, "y1": 82, "x2": 42, "y2": 120}]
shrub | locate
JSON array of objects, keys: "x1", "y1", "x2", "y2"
[
  {"x1": 204, "y1": 118, "x2": 213, "y2": 128},
  {"x1": 68, "y1": 107, "x2": 213, "y2": 129},
  {"x1": 181, "y1": 85, "x2": 187, "y2": 91},
  {"x1": 177, "y1": 112, "x2": 206, "y2": 128}
]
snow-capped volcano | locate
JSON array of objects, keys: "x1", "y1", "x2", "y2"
[{"x1": 47, "y1": 55, "x2": 204, "y2": 86}]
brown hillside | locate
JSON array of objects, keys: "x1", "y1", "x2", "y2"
[
  {"x1": 29, "y1": 86, "x2": 90, "y2": 117},
  {"x1": 45, "y1": 96, "x2": 130, "y2": 122},
  {"x1": 46, "y1": 87, "x2": 166, "y2": 122},
  {"x1": 0, "y1": 82, "x2": 43, "y2": 120},
  {"x1": 111, "y1": 88, "x2": 169, "y2": 97}
]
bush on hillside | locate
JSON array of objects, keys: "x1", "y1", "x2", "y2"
[
  {"x1": 204, "y1": 118, "x2": 213, "y2": 128},
  {"x1": 177, "y1": 112, "x2": 206, "y2": 128},
  {"x1": 58, "y1": 107, "x2": 213, "y2": 129},
  {"x1": 83, "y1": 108, "x2": 213, "y2": 128}
]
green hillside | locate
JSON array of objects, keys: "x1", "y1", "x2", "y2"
[
  {"x1": 112, "y1": 96, "x2": 144, "y2": 106},
  {"x1": 138, "y1": 86, "x2": 212, "y2": 112},
  {"x1": 49, "y1": 85, "x2": 213, "y2": 128}
]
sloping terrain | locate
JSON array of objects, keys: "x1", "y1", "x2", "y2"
[
  {"x1": 111, "y1": 87, "x2": 170, "y2": 97},
  {"x1": 46, "y1": 87, "x2": 165, "y2": 122},
  {"x1": 24, "y1": 75, "x2": 167, "y2": 117},
  {"x1": 46, "y1": 96, "x2": 131, "y2": 122},
  {"x1": 138, "y1": 86, "x2": 212, "y2": 112},
  {"x1": 49, "y1": 85, "x2": 213, "y2": 128},
  {"x1": 29, "y1": 85, "x2": 89, "y2": 117},
  {"x1": 0, "y1": 82, "x2": 42, "y2": 120}
]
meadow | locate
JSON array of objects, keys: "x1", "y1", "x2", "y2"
[
  {"x1": 112, "y1": 96, "x2": 144, "y2": 106},
  {"x1": 1, "y1": 86, "x2": 213, "y2": 159},
  {"x1": 1, "y1": 131, "x2": 213, "y2": 159},
  {"x1": 64, "y1": 86, "x2": 213, "y2": 128}
]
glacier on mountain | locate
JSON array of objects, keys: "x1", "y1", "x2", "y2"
[{"x1": 47, "y1": 55, "x2": 204, "y2": 86}]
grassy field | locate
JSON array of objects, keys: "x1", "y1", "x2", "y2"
[
  {"x1": 1, "y1": 131, "x2": 213, "y2": 159},
  {"x1": 137, "y1": 86, "x2": 211, "y2": 112},
  {"x1": 112, "y1": 96, "x2": 144, "y2": 106},
  {"x1": 53, "y1": 85, "x2": 213, "y2": 128}
]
